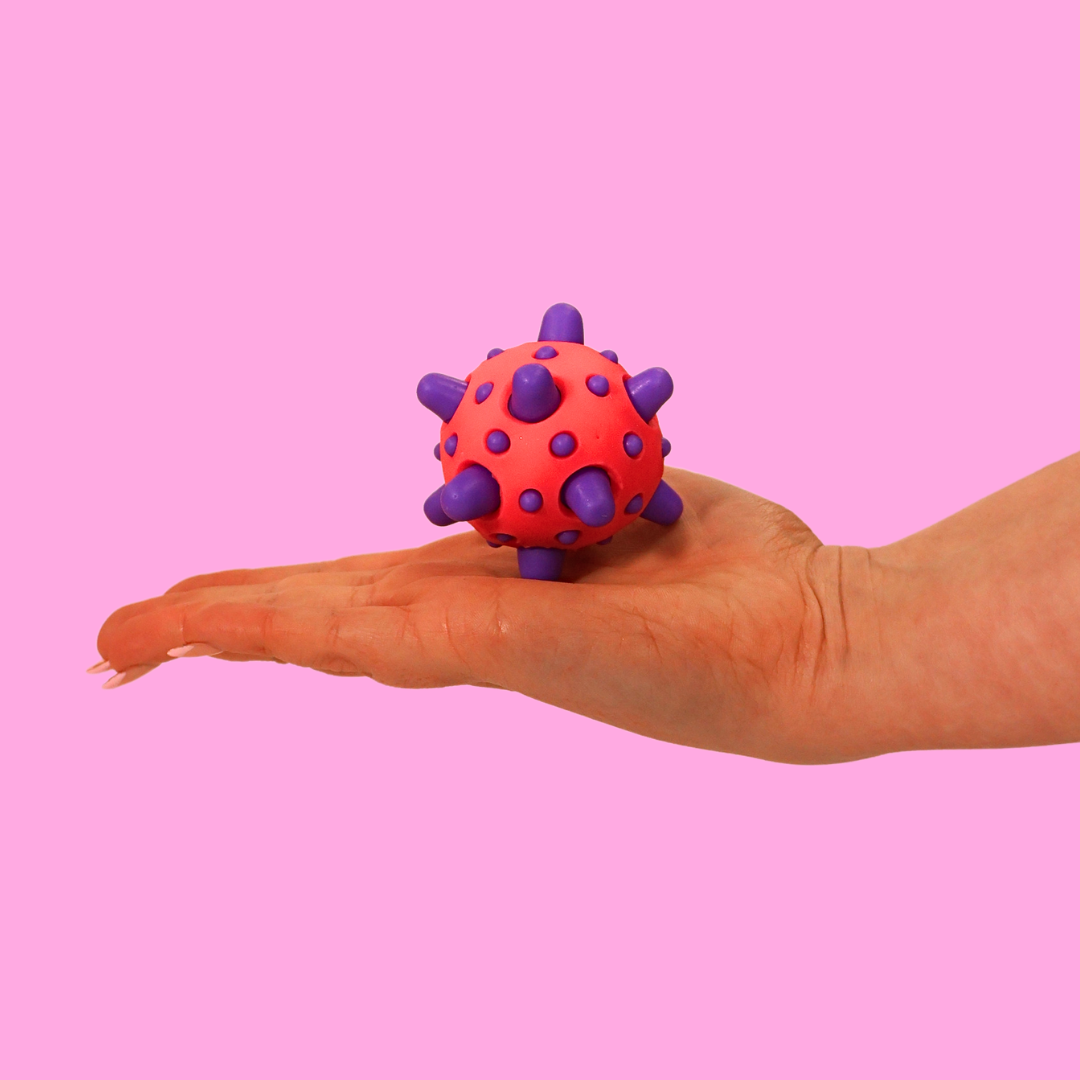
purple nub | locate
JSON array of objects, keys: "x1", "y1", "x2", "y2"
[
  {"x1": 487, "y1": 541, "x2": 501, "y2": 548},
  {"x1": 563, "y1": 466, "x2": 615, "y2": 527},
  {"x1": 586, "y1": 374, "x2": 609, "y2": 396},
  {"x1": 475, "y1": 381, "x2": 494, "y2": 403},
  {"x1": 623, "y1": 433, "x2": 644, "y2": 458},
  {"x1": 625, "y1": 494, "x2": 644, "y2": 514},
  {"x1": 424, "y1": 487, "x2": 454, "y2": 527},
  {"x1": 433, "y1": 443, "x2": 441, "y2": 461},
  {"x1": 486, "y1": 348, "x2": 503, "y2": 359},
  {"x1": 661, "y1": 438, "x2": 671, "y2": 457},
  {"x1": 600, "y1": 350, "x2": 619, "y2": 364},
  {"x1": 519, "y1": 489, "x2": 543, "y2": 512},
  {"x1": 557, "y1": 530, "x2": 580, "y2": 545},
  {"x1": 537, "y1": 302, "x2": 584, "y2": 345},
  {"x1": 444, "y1": 434, "x2": 458, "y2": 457},
  {"x1": 534, "y1": 345, "x2": 558, "y2": 360},
  {"x1": 486, "y1": 429, "x2": 510, "y2": 453},
  {"x1": 550, "y1": 432, "x2": 576, "y2": 457},
  {"x1": 640, "y1": 479, "x2": 683, "y2": 525},
  {"x1": 517, "y1": 547, "x2": 565, "y2": 581},
  {"x1": 625, "y1": 367, "x2": 674, "y2": 423},
  {"x1": 495, "y1": 533, "x2": 515, "y2": 543},
  {"x1": 509, "y1": 363, "x2": 561, "y2": 422},
  {"x1": 417, "y1": 372, "x2": 468, "y2": 423},
  {"x1": 598, "y1": 537, "x2": 614, "y2": 545},
  {"x1": 440, "y1": 464, "x2": 501, "y2": 521}
]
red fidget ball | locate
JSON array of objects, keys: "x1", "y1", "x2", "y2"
[{"x1": 417, "y1": 303, "x2": 682, "y2": 581}]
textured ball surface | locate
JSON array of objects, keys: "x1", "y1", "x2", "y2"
[{"x1": 436, "y1": 342, "x2": 664, "y2": 550}]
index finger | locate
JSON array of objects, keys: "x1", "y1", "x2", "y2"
[{"x1": 164, "y1": 530, "x2": 493, "y2": 594}]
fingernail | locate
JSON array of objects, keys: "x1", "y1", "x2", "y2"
[
  {"x1": 86, "y1": 659, "x2": 113, "y2": 674},
  {"x1": 102, "y1": 663, "x2": 158, "y2": 689},
  {"x1": 167, "y1": 643, "x2": 224, "y2": 658}
]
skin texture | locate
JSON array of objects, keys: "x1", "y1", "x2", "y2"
[{"x1": 95, "y1": 459, "x2": 1080, "y2": 764}]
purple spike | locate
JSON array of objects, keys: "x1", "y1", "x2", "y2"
[
  {"x1": 534, "y1": 345, "x2": 558, "y2": 360},
  {"x1": 417, "y1": 372, "x2": 468, "y2": 423},
  {"x1": 661, "y1": 438, "x2": 671, "y2": 457},
  {"x1": 444, "y1": 434, "x2": 458, "y2": 456},
  {"x1": 495, "y1": 533, "x2": 515, "y2": 543},
  {"x1": 424, "y1": 487, "x2": 454, "y2": 526},
  {"x1": 556, "y1": 530, "x2": 580, "y2": 545},
  {"x1": 563, "y1": 467, "x2": 615, "y2": 527},
  {"x1": 640, "y1": 479, "x2": 683, "y2": 525},
  {"x1": 600, "y1": 349, "x2": 619, "y2": 364},
  {"x1": 623, "y1": 433, "x2": 643, "y2": 458},
  {"x1": 433, "y1": 443, "x2": 441, "y2": 461},
  {"x1": 586, "y1": 374, "x2": 609, "y2": 396},
  {"x1": 550, "y1": 432, "x2": 576, "y2": 457},
  {"x1": 519, "y1": 489, "x2": 543, "y2": 512},
  {"x1": 538, "y1": 303, "x2": 584, "y2": 344},
  {"x1": 486, "y1": 429, "x2": 510, "y2": 453},
  {"x1": 440, "y1": 464, "x2": 501, "y2": 521},
  {"x1": 518, "y1": 547, "x2": 565, "y2": 581},
  {"x1": 625, "y1": 493, "x2": 644, "y2": 514},
  {"x1": 486, "y1": 348, "x2": 503, "y2": 359},
  {"x1": 509, "y1": 363, "x2": 561, "y2": 422},
  {"x1": 487, "y1": 541, "x2": 502, "y2": 548},
  {"x1": 598, "y1": 537, "x2": 613, "y2": 545},
  {"x1": 625, "y1": 367, "x2": 673, "y2": 422},
  {"x1": 475, "y1": 381, "x2": 494, "y2": 403}
]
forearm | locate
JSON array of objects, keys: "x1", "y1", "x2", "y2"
[{"x1": 863, "y1": 453, "x2": 1080, "y2": 753}]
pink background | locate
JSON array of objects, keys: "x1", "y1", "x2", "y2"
[{"x1": 2, "y1": 1, "x2": 1078, "y2": 1075}]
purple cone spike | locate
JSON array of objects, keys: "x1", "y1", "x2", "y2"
[
  {"x1": 486, "y1": 348, "x2": 503, "y2": 359},
  {"x1": 517, "y1": 547, "x2": 565, "y2": 581},
  {"x1": 538, "y1": 303, "x2": 584, "y2": 344},
  {"x1": 640, "y1": 479, "x2": 683, "y2": 525},
  {"x1": 600, "y1": 349, "x2": 619, "y2": 364},
  {"x1": 424, "y1": 487, "x2": 454, "y2": 526},
  {"x1": 625, "y1": 367, "x2": 674, "y2": 423},
  {"x1": 509, "y1": 363, "x2": 561, "y2": 423},
  {"x1": 440, "y1": 464, "x2": 501, "y2": 521},
  {"x1": 417, "y1": 372, "x2": 468, "y2": 423},
  {"x1": 563, "y1": 467, "x2": 615, "y2": 527}
]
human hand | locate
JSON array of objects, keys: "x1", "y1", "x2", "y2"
[{"x1": 94, "y1": 467, "x2": 879, "y2": 763}]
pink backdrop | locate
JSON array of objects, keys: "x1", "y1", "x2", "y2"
[{"x1": 3, "y1": 1, "x2": 1078, "y2": 1075}]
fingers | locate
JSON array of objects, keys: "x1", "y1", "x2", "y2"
[
  {"x1": 98, "y1": 578, "x2": 471, "y2": 686},
  {"x1": 96, "y1": 563, "x2": 577, "y2": 689},
  {"x1": 97, "y1": 561, "x2": 507, "y2": 674}
]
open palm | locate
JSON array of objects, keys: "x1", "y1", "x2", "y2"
[{"x1": 96, "y1": 468, "x2": 864, "y2": 762}]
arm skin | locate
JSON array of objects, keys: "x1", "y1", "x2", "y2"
[{"x1": 93, "y1": 457, "x2": 1080, "y2": 764}]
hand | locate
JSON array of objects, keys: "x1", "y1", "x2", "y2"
[{"x1": 94, "y1": 467, "x2": 873, "y2": 763}]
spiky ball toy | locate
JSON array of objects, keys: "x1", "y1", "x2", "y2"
[{"x1": 417, "y1": 302, "x2": 682, "y2": 581}]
